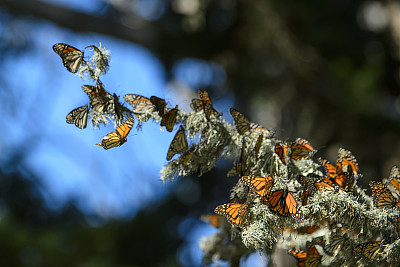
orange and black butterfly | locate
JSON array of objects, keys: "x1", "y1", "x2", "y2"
[
  {"x1": 161, "y1": 107, "x2": 178, "y2": 132},
  {"x1": 275, "y1": 142, "x2": 289, "y2": 164},
  {"x1": 124, "y1": 94, "x2": 154, "y2": 117},
  {"x1": 214, "y1": 203, "x2": 248, "y2": 227},
  {"x1": 96, "y1": 116, "x2": 134, "y2": 150},
  {"x1": 337, "y1": 148, "x2": 359, "y2": 176},
  {"x1": 353, "y1": 241, "x2": 385, "y2": 261},
  {"x1": 82, "y1": 84, "x2": 112, "y2": 114},
  {"x1": 191, "y1": 90, "x2": 220, "y2": 120},
  {"x1": 200, "y1": 214, "x2": 223, "y2": 228},
  {"x1": 288, "y1": 241, "x2": 321, "y2": 267},
  {"x1": 150, "y1": 96, "x2": 167, "y2": 118},
  {"x1": 52, "y1": 43, "x2": 84, "y2": 73},
  {"x1": 370, "y1": 181, "x2": 400, "y2": 210},
  {"x1": 290, "y1": 138, "x2": 315, "y2": 161},
  {"x1": 66, "y1": 105, "x2": 89, "y2": 129},
  {"x1": 230, "y1": 108, "x2": 274, "y2": 137},
  {"x1": 312, "y1": 234, "x2": 345, "y2": 257},
  {"x1": 240, "y1": 175, "x2": 274, "y2": 199},
  {"x1": 384, "y1": 166, "x2": 400, "y2": 199},
  {"x1": 166, "y1": 126, "x2": 188, "y2": 161},
  {"x1": 298, "y1": 174, "x2": 344, "y2": 206},
  {"x1": 267, "y1": 189, "x2": 303, "y2": 221}
]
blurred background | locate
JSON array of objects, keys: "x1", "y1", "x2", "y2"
[{"x1": 0, "y1": 0, "x2": 400, "y2": 266}]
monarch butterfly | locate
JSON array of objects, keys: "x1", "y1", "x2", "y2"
[
  {"x1": 230, "y1": 108, "x2": 274, "y2": 137},
  {"x1": 166, "y1": 126, "x2": 188, "y2": 161},
  {"x1": 240, "y1": 175, "x2": 274, "y2": 198},
  {"x1": 353, "y1": 241, "x2": 385, "y2": 261},
  {"x1": 191, "y1": 91, "x2": 220, "y2": 120},
  {"x1": 337, "y1": 148, "x2": 359, "y2": 176},
  {"x1": 275, "y1": 142, "x2": 289, "y2": 164},
  {"x1": 254, "y1": 134, "x2": 263, "y2": 158},
  {"x1": 230, "y1": 108, "x2": 251, "y2": 135},
  {"x1": 96, "y1": 116, "x2": 134, "y2": 150},
  {"x1": 214, "y1": 203, "x2": 248, "y2": 227},
  {"x1": 124, "y1": 94, "x2": 154, "y2": 114},
  {"x1": 66, "y1": 105, "x2": 89, "y2": 129},
  {"x1": 384, "y1": 166, "x2": 400, "y2": 199},
  {"x1": 161, "y1": 107, "x2": 178, "y2": 132},
  {"x1": 200, "y1": 214, "x2": 223, "y2": 228},
  {"x1": 369, "y1": 181, "x2": 400, "y2": 210},
  {"x1": 288, "y1": 241, "x2": 321, "y2": 267},
  {"x1": 150, "y1": 96, "x2": 167, "y2": 117},
  {"x1": 52, "y1": 43, "x2": 84, "y2": 73},
  {"x1": 319, "y1": 150, "x2": 359, "y2": 191},
  {"x1": 290, "y1": 138, "x2": 315, "y2": 161},
  {"x1": 82, "y1": 84, "x2": 112, "y2": 114},
  {"x1": 312, "y1": 234, "x2": 345, "y2": 256},
  {"x1": 298, "y1": 174, "x2": 344, "y2": 205},
  {"x1": 267, "y1": 189, "x2": 303, "y2": 221},
  {"x1": 319, "y1": 158, "x2": 336, "y2": 180}
]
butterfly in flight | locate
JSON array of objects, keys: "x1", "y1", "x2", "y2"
[
  {"x1": 96, "y1": 116, "x2": 134, "y2": 150},
  {"x1": 288, "y1": 241, "x2": 321, "y2": 267},
  {"x1": 166, "y1": 126, "x2": 188, "y2": 160},
  {"x1": 52, "y1": 43, "x2": 84, "y2": 73},
  {"x1": 214, "y1": 203, "x2": 248, "y2": 227},
  {"x1": 66, "y1": 105, "x2": 89, "y2": 129}
]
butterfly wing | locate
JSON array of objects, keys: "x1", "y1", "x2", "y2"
[
  {"x1": 385, "y1": 166, "x2": 400, "y2": 199},
  {"x1": 267, "y1": 189, "x2": 303, "y2": 221},
  {"x1": 275, "y1": 143, "x2": 289, "y2": 164},
  {"x1": 52, "y1": 43, "x2": 83, "y2": 73},
  {"x1": 166, "y1": 126, "x2": 188, "y2": 160},
  {"x1": 290, "y1": 138, "x2": 315, "y2": 161},
  {"x1": 161, "y1": 108, "x2": 178, "y2": 132},
  {"x1": 240, "y1": 175, "x2": 274, "y2": 198},
  {"x1": 200, "y1": 214, "x2": 223, "y2": 228},
  {"x1": 354, "y1": 241, "x2": 384, "y2": 261},
  {"x1": 214, "y1": 203, "x2": 248, "y2": 227},
  {"x1": 199, "y1": 90, "x2": 220, "y2": 120},
  {"x1": 66, "y1": 105, "x2": 89, "y2": 129},
  {"x1": 113, "y1": 93, "x2": 124, "y2": 125},
  {"x1": 370, "y1": 181, "x2": 398, "y2": 209},
  {"x1": 230, "y1": 108, "x2": 250, "y2": 135}
]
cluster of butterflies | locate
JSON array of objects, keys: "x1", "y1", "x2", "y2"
[{"x1": 209, "y1": 141, "x2": 400, "y2": 265}]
